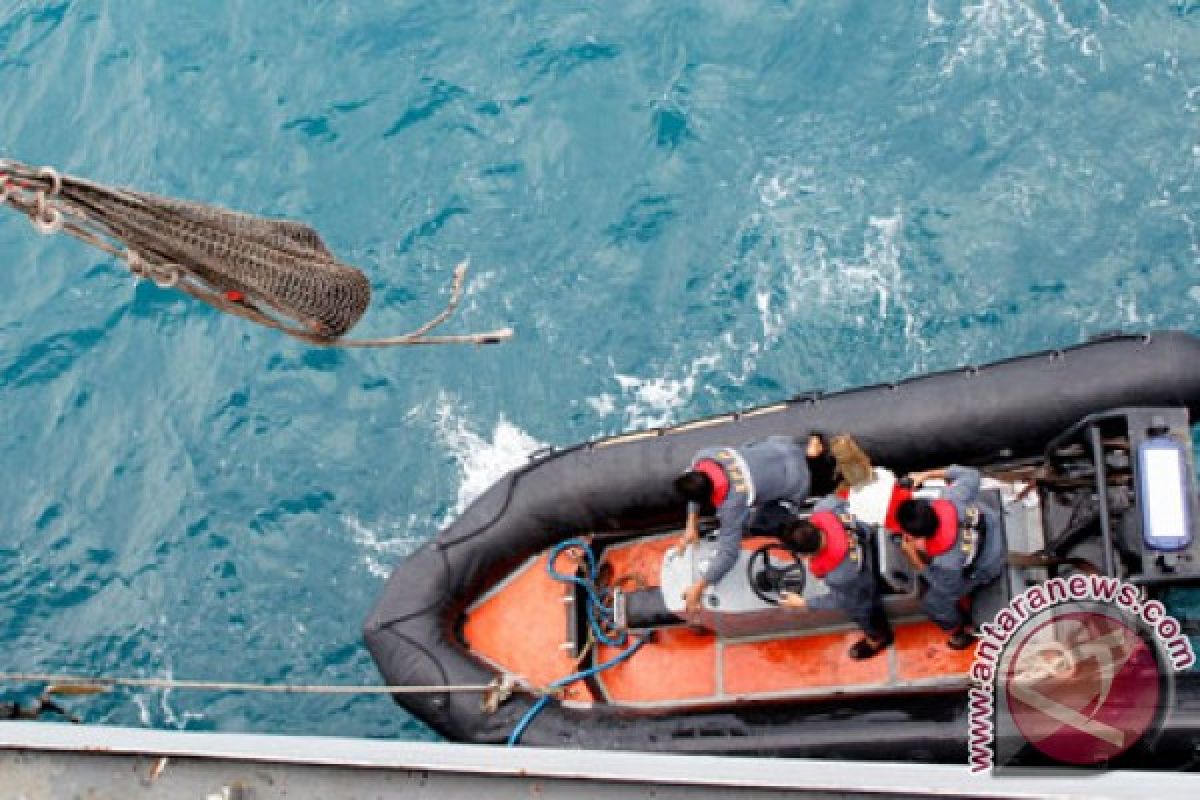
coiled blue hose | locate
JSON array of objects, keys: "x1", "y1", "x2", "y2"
[
  {"x1": 506, "y1": 538, "x2": 648, "y2": 746},
  {"x1": 544, "y1": 537, "x2": 628, "y2": 647}
]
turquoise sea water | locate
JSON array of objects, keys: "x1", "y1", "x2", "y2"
[{"x1": 1, "y1": 1, "x2": 1198, "y2": 740}]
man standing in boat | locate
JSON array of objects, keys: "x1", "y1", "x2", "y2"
[
  {"x1": 673, "y1": 434, "x2": 828, "y2": 614},
  {"x1": 894, "y1": 465, "x2": 1006, "y2": 649},
  {"x1": 775, "y1": 496, "x2": 894, "y2": 660}
]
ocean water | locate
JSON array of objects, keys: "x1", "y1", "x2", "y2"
[{"x1": 1, "y1": 0, "x2": 1198, "y2": 740}]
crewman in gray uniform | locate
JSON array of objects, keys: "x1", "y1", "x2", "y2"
[
  {"x1": 778, "y1": 496, "x2": 894, "y2": 659},
  {"x1": 673, "y1": 434, "x2": 819, "y2": 614},
  {"x1": 894, "y1": 465, "x2": 1006, "y2": 649}
]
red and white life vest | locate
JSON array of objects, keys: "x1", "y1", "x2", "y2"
[
  {"x1": 923, "y1": 499, "x2": 983, "y2": 567},
  {"x1": 693, "y1": 459, "x2": 729, "y2": 507},
  {"x1": 693, "y1": 448, "x2": 755, "y2": 508},
  {"x1": 807, "y1": 510, "x2": 863, "y2": 578}
]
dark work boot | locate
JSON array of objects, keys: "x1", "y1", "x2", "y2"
[
  {"x1": 848, "y1": 631, "x2": 894, "y2": 660},
  {"x1": 946, "y1": 625, "x2": 978, "y2": 650}
]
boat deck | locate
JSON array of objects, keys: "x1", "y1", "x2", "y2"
[{"x1": 463, "y1": 533, "x2": 976, "y2": 710}]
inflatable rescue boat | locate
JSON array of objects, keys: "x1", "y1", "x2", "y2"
[{"x1": 365, "y1": 331, "x2": 1200, "y2": 764}]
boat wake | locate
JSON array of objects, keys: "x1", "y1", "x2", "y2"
[{"x1": 434, "y1": 394, "x2": 546, "y2": 514}]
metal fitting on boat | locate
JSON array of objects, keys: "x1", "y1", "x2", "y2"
[{"x1": 481, "y1": 673, "x2": 527, "y2": 714}]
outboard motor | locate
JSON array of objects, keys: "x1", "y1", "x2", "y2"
[{"x1": 1042, "y1": 406, "x2": 1200, "y2": 586}]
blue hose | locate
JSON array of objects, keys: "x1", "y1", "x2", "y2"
[
  {"x1": 544, "y1": 538, "x2": 627, "y2": 647},
  {"x1": 506, "y1": 633, "x2": 646, "y2": 746},
  {"x1": 506, "y1": 538, "x2": 647, "y2": 746}
]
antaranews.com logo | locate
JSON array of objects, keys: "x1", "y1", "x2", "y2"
[{"x1": 968, "y1": 575, "x2": 1196, "y2": 772}]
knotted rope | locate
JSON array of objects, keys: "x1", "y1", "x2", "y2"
[
  {"x1": 0, "y1": 670, "x2": 549, "y2": 722},
  {"x1": 0, "y1": 159, "x2": 513, "y2": 347}
]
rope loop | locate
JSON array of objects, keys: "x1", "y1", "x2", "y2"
[
  {"x1": 37, "y1": 165, "x2": 62, "y2": 196},
  {"x1": 32, "y1": 194, "x2": 63, "y2": 235},
  {"x1": 150, "y1": 263, "x2": 181, "y2": 289},
  {"x1": 126, "y1": 251, "x2": 180, "y2": 288}
]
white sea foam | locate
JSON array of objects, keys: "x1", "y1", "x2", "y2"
[
  {"x1": 604, "y1": 351, "x2": 721, "y2": 429},
  {"x1": 587, "y1": 392, "x2": 616, "y2": 416},
  {"x1": 758, "y1": 165, "x2": 817, "y2": 208},
  {"x1": 755, "y1": 282, "x2": 776, "y2": 344},
  {"x1": 751, "y1": 173, "x2": 924, "y2": 358},
  {"x1": 433, "y1": 394, "x2": 546, "y2": 513},
  {"x1": 462, "y1": 267, "x2": 498, "y2": 316},
  {"x1": 932, "y1": 0, "x2": 1110, "y2": 77},
  {"x1": 429, "y1": 262, "x2": 505, "y2": 323},
  {"x1": 343, "y1": 513, "x2": 425, "y2": 580},
  {"x1": 342, "y1": 399, "x2": 544, "y2": 578},
  {"x1": 1115, "y1": 294, "x2": 1143, "y2": 326},
  {"x1": 158, "y1": 688, "x2": 207, "y2": 730},
  {"x1": 130, "y1": 666, "x2": 207, "y2": 730},
  {"x1": 663, "y1": 157, "x2": 938, "y2": 387},
  {"x1": 927, "y1": 0, "x2": 946, "y2": 27},
  {"x1": 1185, "y1": 212, "x2": 1199, "y2": 266},
  {"x1": 133, "y1": 693, "x2": 152, "y2": 727}
]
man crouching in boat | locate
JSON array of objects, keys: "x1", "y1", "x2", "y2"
[
  {"x1": 673, "y1": 434, "x2": 826, "y2": 615},
  {"x1": 776, "y1": 497, "x2": 895, "y2": 660},
  {"x1": 894, "y1": 466, "x2": 1006, "y2": 650}
]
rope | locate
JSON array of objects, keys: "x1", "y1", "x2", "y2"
[
  {"x1": 0, "y1": 671, "x2": 533, "y2": 697},
  {"x1": 0, "y1": 159, "x2": 513, "y2": 348}
]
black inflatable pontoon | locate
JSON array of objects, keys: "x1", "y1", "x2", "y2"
[{"x1": 365, "y1": 331, "x2": 1200, "y2": 763}]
